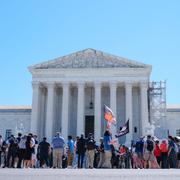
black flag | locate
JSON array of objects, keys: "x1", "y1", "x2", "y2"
[{"x1": 115, "y1": 119, "x2": 129, "y2": 138}]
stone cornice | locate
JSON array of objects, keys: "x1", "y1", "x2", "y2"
[{"x1": 30, "y1": 67, "x2": 151, "y2": 77}]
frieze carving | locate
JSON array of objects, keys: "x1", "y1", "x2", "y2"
[{"x1": 33, "y1": 49, "x2": 147, "y2": 69}]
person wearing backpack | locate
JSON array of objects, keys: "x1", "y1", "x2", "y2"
[
  {"x1": 86, "y1": 133, "x2": 95, "y2": 168},
  {"x1": 135, "y1": 137, "x2": 144, "y2": 167},
  {"x1": 168, "y1": 136, "x2": 177, "y2": 168},
  {"x1": 143, "y1": 135, "x2": 157, "y2": 168}
]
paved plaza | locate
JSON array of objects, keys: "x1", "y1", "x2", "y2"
[{"x1": 0, "y1": 169, "x2": 180, "y2": 180}]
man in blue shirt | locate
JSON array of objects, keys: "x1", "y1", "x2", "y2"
[
  {"x1": 103, "y1": 129, "x2": 112, "y2": 168},
  {"x1": 67, "y1": 135, "x2": 74, "y2": 167},
  {"x1": 52, "y1": 132, "x2": 65, "y2": 168}
]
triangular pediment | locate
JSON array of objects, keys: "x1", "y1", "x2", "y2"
[{"x1": 30, "y1": 48, "x2": 150, "y2": 69}]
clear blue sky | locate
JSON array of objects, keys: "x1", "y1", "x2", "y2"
[{"x1": 0, "y1": 0, "x2": 179, "y2": 105}]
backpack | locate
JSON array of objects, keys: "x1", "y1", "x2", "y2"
[
  {"x1": 87, "y1": 138, "x2": 95, "y2": 150},
  {"x1": 146, "y1": 140, "x2": 154, "y2": 152}
]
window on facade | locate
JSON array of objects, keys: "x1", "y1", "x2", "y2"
[
  {"x1": 176, "y1": 129, "x2": 180, "y2": 137},
  {"x1": 5, "y1": 129, "x2": 12, "y2": 140}
]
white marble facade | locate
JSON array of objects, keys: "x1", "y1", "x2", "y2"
[
  {"x1": 28, "y1": 48, "x2": 152, "y2": 143},
  {"x1": 0, "y1": 106, "x2": 31, "y2": 138}
]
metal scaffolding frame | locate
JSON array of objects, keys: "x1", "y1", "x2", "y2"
[{"x1": 148, "y1": 81, "x2": 167, "y2": 138}]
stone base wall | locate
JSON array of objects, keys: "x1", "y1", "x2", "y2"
[{"x1": 0, "y1": 169, "x2": 180, "y2": 180}]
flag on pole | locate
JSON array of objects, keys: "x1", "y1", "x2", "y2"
[
  {"x1": 106, "y1": 121, "x2": 111, "y2": 129},
  {"x1": 115, "y1": 119, "x2": 129, "y2": 138},
  {"x1": 104, "y1": 105, "x2": 116, "y2": 125}
]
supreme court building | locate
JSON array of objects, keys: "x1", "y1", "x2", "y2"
[{"x1": 29, "y1": 48, "x2": 152, "y2": 143}]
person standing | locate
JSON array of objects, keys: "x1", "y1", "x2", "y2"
[
  {"x1": 76, "y1": 134, "x2": 86, "y2": 168},
  {"x1": 86, "y1": 133, "x2": 95, "y2": 169},
  {"x1": 103, "y1": 129, "x2": 112, "y2": 168},
  {"x1": 72, "y1": 136, "x2": 79, "y2": 168},
  {"x1": 143, "y1": 135, "x2": 159, "y2": 169},
  {"x1": 154, "y1": 140, "x2": 161, "y2": 166},
  {"x1": 6, "y1": 135, "x2": 16, "y2": 168},
  {"x1": 17, "y1": 135, "x2": 26, "y2": 168},
  {"x1": 24, "y1": 135, "x2": 33, "y2": 168},
  {"x1": 38, "y1": 137, "x2": 50, "y2": 168},
  {"x1": 67, "y1": 135, "x2": 74, "y2": 168},
  {"x1": 97, "y1": 138, "x2": 105, "y2": 168},
  {"x1": 52, "y1": 132, "x2": 65, "y2": 168},
  {"x1": 174, "y1": 137, "x2": 180, "y2": 168},
  {"x1": 0, "y1": 135, "x2": 3, "y2": 167},
  {"x1": 168, "y1": 136, "x2": 177, "y2": 168},
  {"x1": 31, "y1": 134, "x2": 38, "y2": 168},
  {"x1": 160, "y1": 139, "x2": 168, "y2": 168},
  {"x1": 135, "y1": 137, "x2": 144, "y2": 168}
]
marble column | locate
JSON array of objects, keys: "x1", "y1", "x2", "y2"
[
  {"x1": 31, "y1": 82, "x2": 41, "y2": 135},
  {"x1": 140, "y1": 82, "x2": 149, "y2": 136},
  {"x1": 94, "y1": 82, "x2": 102, "y2": 141},
  {"x1": 77, "y1": 82, "x2": 85, "y2": 136},
  {"x1": 61, "y1": 82, "x2": 70, "y2": 140},
  {"x1": 45, "y1": 82, "x2": 55, "y2": 142},
  {"x1": 110, "y1": 82, "x2": 117, "y2": 137},
  {"x1": 125, "y1": 82, "x2": 133, "y2": 146}
]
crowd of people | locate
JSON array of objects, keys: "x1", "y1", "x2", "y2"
[{"x1": 0, "y1": 131, "x2": 180, "y2": 169}]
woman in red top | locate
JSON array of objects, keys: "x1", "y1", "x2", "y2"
[
  {"x1": 154, "y1": 140, "x2": 161, "y2": 166},
  {"x1": 159, "y1": 140, "x2": 168, "y2": 168}
]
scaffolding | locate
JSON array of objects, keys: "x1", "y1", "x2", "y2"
[{"x1": 148, "y1": 81, "x2": 167, "y2": 138}]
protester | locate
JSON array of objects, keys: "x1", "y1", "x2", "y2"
[
  {"x1": 174, "y1": 137, "x2": 180, "y2": 168},
  {"x1": 0, "y1": 135, "x2": 3, "y2": 167},
  {"x1": 103, "y1": 129, "x2": 112, "y2": 168},
  {"x1": 0, "y1": 131, "x2": 180, "y2": 169},
  {"x1": 168, "y1": 136, "x2": 177, "y2": 168},
  {"x1": 6, "y1": 135, "x2": 16, "y2": 168},
  {"x1": 38, "y1": 137, "x2": 50, "y2": 168},
  {"x1": 67, "y1": 135, "x2": 74, "y2": 168},
  {"x1": 154, "y1": 140, "x2": 161, "y2": 166},
  {"x1": 86, "y1": 133, "x2": 95, "y2": 168},
  {"x1": 31, "y1": 134, "x2": 38, "y2": 168},
  {"x1": 76, "y1": 134, "x2": 86, "y2": 168},
  {"x1": 17, "y1": 135, "x2": 26, "y2": 168},
  {"x1": 97, "y1": 137, "x2": 105, "y2": 168},
  {"x1": 159, "y1": 139, "x2": 168, "y2": 168},
  {"x1": 143, "y1": 135, "x2": 156, "y2": 168},
  {"x1": 24, "y1": 135, "x2": 33, "y2": 168},
  {"x1": 51, "y1": 132, "x2": 65, "y2": 168},
  {"x1": 135, "y1": 137, "x2": 144, "y2": 168}
]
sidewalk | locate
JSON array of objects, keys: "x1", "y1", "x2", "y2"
[{"x1": 0, "y1": 169, "x2": 180, "y2": 180}]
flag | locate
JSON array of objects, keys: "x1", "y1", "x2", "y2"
[
  {"x1": 115, "y1": 119, "x2": 129, "y2": 138},
  {"x1": 106, "y1": 121, "x2": 111, "y2": 129},
  {"x1": 104, "y1": 105, "x2": 116, "y2": 125}
]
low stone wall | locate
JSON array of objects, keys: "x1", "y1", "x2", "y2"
[{"x1": 0, "y1": 169, "x2": 180, "y2": 180}]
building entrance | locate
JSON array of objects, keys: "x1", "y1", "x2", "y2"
[{"x1": 85, "y1": 116, "x2": 94, "y2": 138}]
